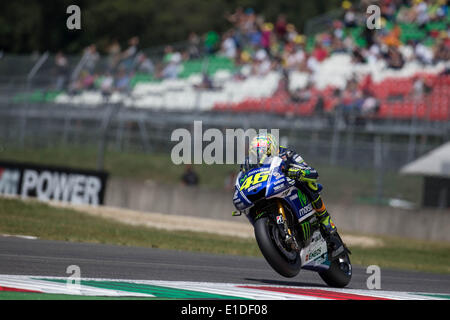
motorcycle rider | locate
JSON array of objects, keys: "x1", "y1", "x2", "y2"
[{"x1": 241, "y1": 133, "x2": 344, "y2": 258}]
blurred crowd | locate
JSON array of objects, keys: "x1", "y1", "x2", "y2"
[
  {"x1": 53, "y1": 36, "x2": 152, "y2": 98},
  {"x1": 217, "y1": 0, "x2": 448, "y2": 72},
  {"x1": 52, "y1": 0, "x2": 449, "y2": 110}
]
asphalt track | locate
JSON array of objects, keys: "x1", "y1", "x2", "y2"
[{"x1": 1, "y1": 236, "x2": 449, "y2": 295}]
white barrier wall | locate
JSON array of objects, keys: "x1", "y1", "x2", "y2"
[{"x1": 105, "y1": 178, "x2": 450, "y2": 242}]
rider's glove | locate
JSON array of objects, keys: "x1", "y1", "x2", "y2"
[
  {"x1": 286, "y1": 167, "x2": 305, "y2": 181},
  {"x1": 279, "y1": 149, "x2": 295, "y2": 163}
]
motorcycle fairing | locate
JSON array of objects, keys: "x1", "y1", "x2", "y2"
[
  {"x1": 300, "y1": 230, "x2": 331, "y2": 271},
  {"x1": 234, "y1": 157, "x2": 316, "y2": 223}
]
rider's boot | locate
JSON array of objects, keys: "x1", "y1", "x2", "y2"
[{"x1": 311, "y1": 195, "x2": 344, "y2": 259}]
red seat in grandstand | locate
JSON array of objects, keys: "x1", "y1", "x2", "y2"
[{"x1": 214, "y1": 73, "x2": 448, "y2": 121}]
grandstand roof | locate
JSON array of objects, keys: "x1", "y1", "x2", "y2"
[{"x1": 400, "y1": 142, "x2": 450, "y2": 178}]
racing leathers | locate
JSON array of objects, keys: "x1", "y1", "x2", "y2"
[
  {"x1": 278, "y1": 147, "x2": 335, "y2": 232},
  {"x1": 278, "y1": 146, "x2": 344, "y2": 257}
]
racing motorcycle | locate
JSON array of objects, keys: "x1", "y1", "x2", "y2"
[{"x1": 232, "y1": 156, "x2": 352, "y2": 288}]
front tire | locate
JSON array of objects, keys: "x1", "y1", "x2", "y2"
[{"x1": 254, "y1": 216, "x2": 301, "y2": 278}]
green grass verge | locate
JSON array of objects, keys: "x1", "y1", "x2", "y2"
[
  {"x1": 0, "y1": 197, "x2": 260, "y2": 257},
  {"x1": 1, "y1": 197, "x2": 449, "y2": 274},
  {"x1": 348, "y1": 236, "x2": 450, "y2": 274}
]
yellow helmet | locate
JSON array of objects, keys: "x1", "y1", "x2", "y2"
[{"x1": 249, "y1": 133, "x2": 279, "y2": 164}]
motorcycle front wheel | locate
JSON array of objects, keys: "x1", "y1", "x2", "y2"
[{"x1": 254, "y1": 216, "x2": 301, "y2": 278}]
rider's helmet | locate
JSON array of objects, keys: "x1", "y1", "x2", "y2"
[{"x1": 249, "y1": 133, "x2": 279, "y2": 164}]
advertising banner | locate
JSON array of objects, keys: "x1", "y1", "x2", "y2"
[{"x1": 0, "y1": 161, "x2": 108, "y2": 205}]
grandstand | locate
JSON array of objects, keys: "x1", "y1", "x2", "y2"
[{"x1": 2, "y1": 0, "x2": 449, "y2": 121}]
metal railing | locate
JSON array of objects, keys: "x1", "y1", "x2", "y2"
[{"x1": 0, "y1": 102, "x2": 447, "y2": 168}]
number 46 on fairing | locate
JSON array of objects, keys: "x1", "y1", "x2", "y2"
[{"x1": 240, "y1": 171, "x2": 269, "y2": 191}]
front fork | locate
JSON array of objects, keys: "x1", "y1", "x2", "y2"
[{"x1": 276, "y1": 200, "x2": 300, "y2": 252}]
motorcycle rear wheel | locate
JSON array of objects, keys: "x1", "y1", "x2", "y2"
[{"x1": 319, "y1": 251, "x2": 352, "y2": 288}]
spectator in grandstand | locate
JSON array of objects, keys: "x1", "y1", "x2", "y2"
[
  {"x1": 335, "y1": 78, "x2": 364, "y2": 123},
  {"x1": 285, "y1": 23, "x2": 299, "y2": 43},
  {"x1": 221, "y1": 30, "x2": 238, "y2": 59},
  {"x1": 225, "y1": 7, "x2": 244, "y2": 27},
  {"x1": 434, "y1": 0, "x2": 449, "y2": 20},
  {"x1": 398, "y1": 40, "x2": 416, "y2": 62},
  {"x1": 194, "y1": 72, "x2": 214, "y2": 90},
  {"x1": 161, "y1": 52, "x2": 181, "y2": 79},
  {"x1": 261, "y1": 23, "x2": 273, "y2": 52},
  {"x1": 54, "y1": 51, "x2": 69, "y2": 90},
  {"x1": 252, "y1": 48, "x2": 272, "y2": 76},
  {"x1": 312, "y1": 43, "x2": 328, "y2": 62},
  {"x1": 330, "y1": 34, "x2": 347, "y2": 54},
  {"x1": 414, "y1": 41, "x2": 434, "y2": 64},
  {"x1": 433, "y1": 34, "x2": 450, "y2": 63},
  {"x1": 385, "y1": 45, "x2": 405, "y2": 69},
  {"x1": 163, "y1": 45, "x2": 175, "y2": 63},
  {"x1": 106, "y1": 39, "x2": 121, "y2": 72},
  {"x1": 412, "y1": 74, "x2": 433, "y2": 99},
  {"x1": 248, "y1": 26, "x2": 263, "y2": 48},
  {"x1": 81, "y1": 70, "x2": 96, "y2": 90},
  {"x1": 380, "y1": 0, "x2": 398, "y2": 22},
  {"x1": 204, "y1": 30, "x2": 220, "y2": 55},
  {"x1": 68, "y1": 70, "x2": 96, "y2": 94},
  {"x1": 314, "y1": 94, "x2": 326, "y2": 116},
  {"x1": 306, "y1": 53, "x2": 320, "y2": 74},
  {"x1": 120, "y1": 36, "x2": 140, "y2": 71},
  {"x1": 274, "y1": 14, "x2": 288, "y2": 41},
  {"x1": 82, "y1": 44, "x2": 100, "y2": 73},
  {"x1": 290, "y1": 81, "x2": 313, "y2": 104},
  {"x1": 414, "y1": 0, "x2": 430, "y2": 28},
  {"x1": 382, "y1": 25, "x2": 402, "y2": 47},
  {"x1": 332, "y1": 19, "x2": 345, "y2": 39},
  {"x1": 359, "y1": 75, "x2": 380, "y2": 117},
  {"x1": 114, "y1": 67, "x2": 131, "y2": 92},
  {"x1": 352, "y1": 47, "x2": 367, "y2": 63},
  {"x1": 241, "y1": 7, "x2": 258, "y2": 36},
  {"x1": 396, "y1": 4, "x2": 417, "y2": 23},
  {"x1": 135, "y1": 53, "x2": 154, "y2": 75},
  {"x1": 360, "y1": 94, "x2": 380, "y2": 117},
  {"x1": 343, "y1": 2, "x2": 357, "y2": 28},
  {"x1": 187, "y1": 32, "x2": 201, "y2": 59},
  {"x1": 100, "y1": 71, "x2": 114, "y2": 101},
  {"x1": 365, "y1": 42, "x2": 383, "y2": 64},
  {"x1": 283, "y1": 40, "x2": 306, "y2": 71}
]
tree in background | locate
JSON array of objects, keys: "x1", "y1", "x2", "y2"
[{"x1": 0, "y1": 0, "x2": 343, "y2": 54}]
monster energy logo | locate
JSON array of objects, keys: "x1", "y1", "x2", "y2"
[
  {"x1": 300, "y1": 221, "x2": 311, "y2": 241},
  {"x1": 298, "y1": 190, "x2": 308, "y2": 207}
]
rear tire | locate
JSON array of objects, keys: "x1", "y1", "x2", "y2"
[
  {"x1": 319, "y1": 252, "x2": 352, "y2": 288},
  {"x1": 254, "y1": 216, "x2": 301, "y2": 278}
]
